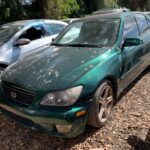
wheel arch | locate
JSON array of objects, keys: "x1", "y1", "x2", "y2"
[
  {"x1": 103, "y1": 76, "x2": 118, "y2": 100},
  {"x1": 87, "y1": 75, "x2": 118, "y2": 127},
  {"x1": 94, "y1": 75, "x2": 118, "y2": 100}
]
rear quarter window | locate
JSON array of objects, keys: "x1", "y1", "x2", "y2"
[{"x1": 135, "y1": 14, "x2": 149, "y2": 34}]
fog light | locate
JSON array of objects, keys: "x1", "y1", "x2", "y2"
[{"x1": 56, "y1": 125, "x2": 72, "y2": 133}]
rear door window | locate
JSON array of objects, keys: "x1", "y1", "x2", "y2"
[
  {"x1": 123, "y1": 15, "x2": 140, "y2": 39},
  {"x1": 46, "y1": 23, "x2": 66, "y2": 35},
  {"x1": 135, "y1": 14, "x2": 149, "y2": 34}
]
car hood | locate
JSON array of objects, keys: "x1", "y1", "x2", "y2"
[{"x1": 2, "y1": 46, "x2": 110, "y2": 93}]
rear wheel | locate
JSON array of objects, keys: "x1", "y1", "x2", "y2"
[{"x1": 87, "y1": 80, "x2": 114, "y2": 127}]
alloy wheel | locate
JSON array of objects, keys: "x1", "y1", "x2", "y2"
[{"x1": 97, "y1": 83, "x2": 113, "y2": 123}]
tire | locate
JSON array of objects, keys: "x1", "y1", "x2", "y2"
[{"x1": 87, "y1": 80, "x2": 114, "y2": 127}]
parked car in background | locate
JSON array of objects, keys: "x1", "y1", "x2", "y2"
[
  {"x1": 0, "y1": 12, "x2": 150, "y2": 138},
  {"x1": 0, "y1": 20, "x2": 68, "y2": 76},
  {"x1": 92, "y1": 7, "x2": 130, "y2": 15}
]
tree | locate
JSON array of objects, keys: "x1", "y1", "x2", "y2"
[
  {"x1": 0, "y1": 0, "x2": 150, "y2": 23},
  {"x1": 77, "y1": 0, "x2": 118, "y2": 14},
  {"x1": 101, "y1": 0, "x2": 118, "y2": 8},
  {"x1": 31, "y1": 0, "x2": 79, "y2": 19},
  {"x1": 0, "y1": 0, "x2": 26, "y2": 22},
  {"x1": 119, "y1": 0, "x2": 150, "y2": 11}
]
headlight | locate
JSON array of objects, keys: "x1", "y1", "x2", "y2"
[{"x1": 40, "y1": 86, "x2": 83, "y2": 106}]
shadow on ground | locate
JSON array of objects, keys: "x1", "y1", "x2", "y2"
[{"x1": 127, "y1": 128, "x2": 150, "y2": 150}]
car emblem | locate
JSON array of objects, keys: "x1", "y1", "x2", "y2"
[{"x1": 11, "y1": 91, "x2": 17, "y2": 99}]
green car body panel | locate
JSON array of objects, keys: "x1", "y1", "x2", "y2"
[{"x1": 0, "y1": 12, "x2": 150, "y2": 138}]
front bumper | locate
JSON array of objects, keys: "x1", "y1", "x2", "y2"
[{"x1": 0, "y1": 90, "x2": 89, "y2": 138}]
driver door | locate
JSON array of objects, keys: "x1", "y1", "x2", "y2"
[{"x1": 120, "y1": 15, "x2": 143, "y2": 89}]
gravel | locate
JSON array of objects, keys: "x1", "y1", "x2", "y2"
[{"x1": 0, "y1": 68, "x2": 149, "y2": 150}]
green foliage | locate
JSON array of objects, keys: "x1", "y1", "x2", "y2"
[
  {"x1": 61, "y1": 0, "x2": 80, "y2": 18},
  {"x1": 0, "y1": 0, "x2": 26, "y2": 22},
  {"x1": 101, "y1": 0, "x2": 118, "y2": 8},
  {"x1": 0, "y1": 0, "x2": 150, "y2": 23},
  {"x1": 30, "y1": 0, "x2": 79, "y2": 19}
]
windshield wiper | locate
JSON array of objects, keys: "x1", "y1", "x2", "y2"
[
  {"x1": 66, "y1": 43, "x2": 101, "y2": 47},
  {"x1": 51, "y1": 42, "x2": 104, "y2": 48},
  {"x1": 51, "y1": 43, "x2": 64, "y2": 46}
]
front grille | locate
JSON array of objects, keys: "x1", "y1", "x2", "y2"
[{"x1": 2, "y1": 81, "x2": 36, "y2": 105}]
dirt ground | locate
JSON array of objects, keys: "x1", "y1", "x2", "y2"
[{"x1": 0, "y1": 68, "x2": 149, "y2": 150}]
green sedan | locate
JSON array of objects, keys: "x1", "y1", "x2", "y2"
[{"x1": 0, "y1": 12, "x2": 150, "y2": 138}]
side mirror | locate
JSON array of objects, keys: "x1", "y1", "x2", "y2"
[
  {"x1": 123, "y1": 38, "x2": 144, "y2": 47},
  {"x1": 14, "y1": 38, "x2": 30, "y2": 47}
]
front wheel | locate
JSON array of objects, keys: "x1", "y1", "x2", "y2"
[{"x1": 87, "y1": 80, "x2": 114, "y2": 127}]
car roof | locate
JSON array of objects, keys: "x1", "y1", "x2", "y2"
[
  {"x1": 78, "y1": 12, "x2": 146, "y2": 21},
  {"x1": 2, "y1": 19, "x2": 68, "y2": 27}
]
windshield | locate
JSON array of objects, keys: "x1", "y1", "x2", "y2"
[
  {"x1": 0, "y1": 24, "x2": 22, "y2": 44},
  {"x1": 54, "y1": 19, "x2": 120, "y2": 47}
]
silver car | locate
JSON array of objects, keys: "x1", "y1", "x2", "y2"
[{"x1": 0, "y1": 19, "x2": 68, "y2": 75}]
